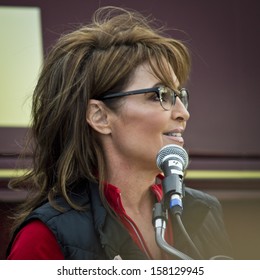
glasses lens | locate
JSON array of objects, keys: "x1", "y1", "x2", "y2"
[
  {"x1": 179, "y1": 88, "x2": 189, "y2": 109},
  {"x1": 159, "y1": 87, "x2": 189, "y2": 110},
  {"x1": 159, "y1": 87, "x2": 172, "y2": 110}
]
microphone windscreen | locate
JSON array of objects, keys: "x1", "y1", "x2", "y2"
[{"x1": 156, "y1": 144, "x2": 189, "y2": 170}]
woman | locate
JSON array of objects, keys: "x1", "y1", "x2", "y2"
[{"x1": 6, "y1": 6, "x2": 232, "y2": 260}]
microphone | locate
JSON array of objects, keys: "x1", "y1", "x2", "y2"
[{"x1": 156, "y1": 144, "x2": 189, "y2": 215}]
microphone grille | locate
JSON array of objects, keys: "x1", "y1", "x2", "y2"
[{"x1": 156, "y1": 144, "x2": 189, "y2": 170}]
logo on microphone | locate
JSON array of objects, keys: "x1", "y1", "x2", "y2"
[{"x1": 168, "y1": 159, "x2": 182, "y2": 169}]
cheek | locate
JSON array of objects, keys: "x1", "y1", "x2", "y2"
[
  {"x1": 114, "y1": 109, "x2": 167, "y2": 157},
  {"x1": 124, "y1": 109, "x2": 163, "y2": 137}
]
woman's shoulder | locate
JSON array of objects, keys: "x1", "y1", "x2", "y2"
[{"x1": 29, "y1": 180, "x2": 94, "y2": 223}]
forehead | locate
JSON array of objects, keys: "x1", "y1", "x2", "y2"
[{"x1": 130, "y1": 59, "x2": 179, "y2": 89}]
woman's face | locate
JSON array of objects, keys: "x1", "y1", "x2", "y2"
[{"x1": 106, "y1": 61, "x2": 190, "y2": 173}]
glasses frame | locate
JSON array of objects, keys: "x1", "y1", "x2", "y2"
[{"x1": 97, "y1": 86, "x2": 189, "y2": 111}]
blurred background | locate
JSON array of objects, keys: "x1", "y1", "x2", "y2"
[{"x1": 0, "y1": 0, "x2": 259, "y2": 259}]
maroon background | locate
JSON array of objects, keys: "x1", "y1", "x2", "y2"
[{"x1": 1, "y1": 0, "x2": 260, "y2": 260}]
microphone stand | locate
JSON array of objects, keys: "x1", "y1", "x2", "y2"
[
  {"x1": 153, "y1": 202, "x2": 193, "y2": 260},
  {"x1": 152, "y1": 171, "x2": 194, "y2": 260}
]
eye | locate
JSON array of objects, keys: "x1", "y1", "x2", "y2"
[
  {"x1": 159, "y1": 86, "x2": 172, "y2": 103},
  {"x1": 147, "y1": 90, "x2": 161, "y2": 102}
]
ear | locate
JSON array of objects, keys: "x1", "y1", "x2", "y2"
[{"x1": 86, "y1": 99, "x2": 112, "y2": 134}]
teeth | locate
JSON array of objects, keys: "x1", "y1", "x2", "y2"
[{"x1": 166, "y1": 132, "x2": 181, "y2": 137}]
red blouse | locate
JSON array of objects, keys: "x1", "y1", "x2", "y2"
[{"x1": 7, "y1": 219, "x2": 64, "y2": 260}]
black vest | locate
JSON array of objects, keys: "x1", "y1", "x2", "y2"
[{"x1": 7, "y1": 181, "x2": 147, "y2": 260}]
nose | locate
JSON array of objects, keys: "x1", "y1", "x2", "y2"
[{"x1": 171, "y1": 97, "x2": 190, "y2": 121}]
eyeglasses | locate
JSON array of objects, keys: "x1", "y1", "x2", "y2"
[{"x1": 97, "y1": 86, "x2": 189, "y2": 111}]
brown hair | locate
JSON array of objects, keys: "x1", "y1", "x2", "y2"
[{"x1": 9, "y1": 6, "x2": 191, "y2": 229}]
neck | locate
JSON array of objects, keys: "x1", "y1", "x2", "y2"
[{"x1": 106, "y1": 164, "x2": 158, "y2": 213}]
